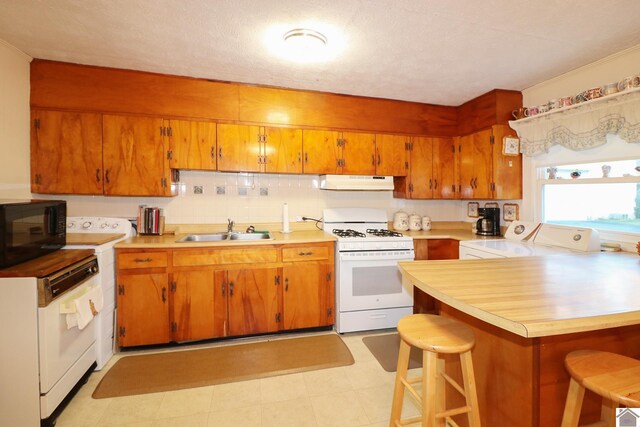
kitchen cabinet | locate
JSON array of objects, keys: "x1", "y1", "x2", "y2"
[
  {"x1": 412, "y1": 239, "x2": 459, "y2": 314},
  {"x1": 458, "y1": 124, "x2": 521, "y2": 199},
  {"x1": 281, "y1": 243, "x2": 335, "y2": 330},
  {"x1": 116, "y1": 251, "x2": 170, "y2": 347},
  {"x1": 375, "y1": 134, "x2": 408, "y2": 176},
  {"x1": 30, "y1": 110, "x2": 103, "y2": 194},
  {"x1": 223, "y1": 268, "x2": 280, "y2": 336},
  {"x1": 171, "y1": 270, "x2": 219, "y2": 341},
  {"x1": 102, "y1": 115, "x2": 175, "y2": 196},
  {"x1": 393, "y1": 136, "x2": 457, "y2": 199},
  {"x1": 167, "y1": 120, "x2": 217, "y2": 170},
  {"x1": 217, "y1": 124, "x2": 303, "y2": 173},
  {"x1": 303, "y1": 129, "x2": 376, "y2": 175}
]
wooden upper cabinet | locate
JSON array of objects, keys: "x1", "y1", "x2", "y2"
[
  {"x1": 168, "y1": 120, "x2": 216, "y2": 170},
  {"x1": 302, "y1": 129, "x2": 341, "y2": 174},
  {"x1": 102, "y1": 115, "x2": 173, "y2": 196},
  {"x1": 492, "y1": 125, "x2": 522, "y2": 199},
  {"x1": 459, "y1": 128, "x2": 493, "y2": 199},
  {"x1": 408, "y1": 137, "x2": 434, "y2": 198},
  {"x1": 31, "y1": 110, "x2": 103, "y2": 195},
  {"x1": 264, "y1": 127, "x2": 303, "y2": 174},
  {"x1": 432, "y1": 137, "x2": 457, "y2": 199},
  {"x1": 217, "y1": 123, "x2": 261, "y2": 172},
  {"x1": 341, "y1": 131, "x2": 376, "y2": 175},
  {"x1": 376, "y1": 134, "x2": 408, "y2": 176}
]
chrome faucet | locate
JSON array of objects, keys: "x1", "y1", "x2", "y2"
[{"x1": 227, "y1": 218, "x2": 235, "y2": 233}]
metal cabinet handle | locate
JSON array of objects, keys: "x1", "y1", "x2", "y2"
[
  {"x1": 211, "y1": 146, "x2": 215, "y2": 160},
  {"x1": 371, "y1": 154, "x2": 375, "y2": 166},
  {"x1": 298, "y1": 251, "x2": 313, "y2": 256},
  {"x1": 161, "y1": 287, "x2": 166, "y2": 303},
  {"x1": 229, "y1": 282, "x2": 234, "y2": 296},
  {"x1": 285, "y1": 277, "x2": 289, "y2": 291},
  {"x1": 105, "y1": 169, "x2": 110, "y2": 184},
  {"x1": 219, "y1": 147, "x2": 223, "y2": 158},
  {"x1": 96, "y1": 169, "x2": 101, "y2": 182},
  {"x1": 429, "y1": 179, "x2": 432, "y2": 190},
  {"x1": 133, "y1": 258, "x2": 152, "y2": 263},
  {"x1": 298, "y1": 152, "x2": 301, "y2": 163},
  {"x1": 304, "y1": 152, "x2": 308, "y2": 163},
  {"x1": 434, "y1": 179, "x2": 438, "y2": 190},
  {"x1": 377, "y1": 149, "x2": 381, "y2": 166}
]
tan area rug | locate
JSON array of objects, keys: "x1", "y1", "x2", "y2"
[
  {"x1": 93, "y1": 334, "x2": 354, "y2": 398},
  {"x1": 362, "y1": 333, "x2": 422, "y2": 372}
]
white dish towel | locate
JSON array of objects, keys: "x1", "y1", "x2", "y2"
[{"x1": 65, "y1": 285, "x2": 104, "y2": 330}]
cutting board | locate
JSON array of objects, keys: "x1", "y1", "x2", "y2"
[{"x1": 66, "y1": 233, "x2": 126, "y2": 246}]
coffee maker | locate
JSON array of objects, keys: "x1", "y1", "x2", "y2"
[{"x1": 476, "y1": 207, "x2": 501, "y2": 236}]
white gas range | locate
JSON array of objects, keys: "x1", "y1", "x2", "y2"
[
  {"x1": 323, "y1": 208, "x2": 415, "y2": 333},
  {"x1": 459, "y1": 221, "x2": 601, "y2": 259}
]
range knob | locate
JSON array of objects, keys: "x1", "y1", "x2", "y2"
[
  {"x1": 67, "y1": 222, "x2": 75, "y2": 229},
  {"x1": 112, "y1": 223, "x2": 119, "y2": 229},
  {"x1": 82, "y1": 221, "x2": 92, "y2": 229},
  {"x1": 101, "y1": 223, "x2": 109, "y2": 229}
]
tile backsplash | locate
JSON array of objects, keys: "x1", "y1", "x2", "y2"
[{"x1": 39, "y1": 171, "x2": 518, "y2": 225}]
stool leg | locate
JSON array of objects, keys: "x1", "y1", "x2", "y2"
[
  {"x1": 423, "y1": 351, "x2": 438, "y2": 427},
  {"x1": 460, "y1": 350, "x2": 481, "y2": 427},
  {"x1": 560, "y1": 378, "x2": 585, "y2": 427},
  {"x1": 600, "y1": 398, "x2": 616, "y2": 426},
  {"x1": 436, "y1": 356, "x2": 446, "y2": 427},
  {"x1": 390, "y1": 340, "x2": 411, "y2": 427}
]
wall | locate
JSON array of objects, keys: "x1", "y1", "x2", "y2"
[
  {"x1": 520, "y1": 44, "x2": 640, "y2": 223},
  {"x1": 0, "y1": 40, "x2": 31, "y2": 199}
]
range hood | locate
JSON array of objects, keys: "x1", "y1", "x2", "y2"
[{"x1": 319, "y1": 175, "x2": 394, "y2": 191}]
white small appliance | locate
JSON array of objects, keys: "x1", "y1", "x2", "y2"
[
  {"x1": 459, "y1": 221, "x2": 600, "y2": 259},
  {"x1": 65, "y1": 217, "x2": 133, "y2": 369},
  {"x1": 323, "y1": 208, "x2": 415, "y2": 333}
]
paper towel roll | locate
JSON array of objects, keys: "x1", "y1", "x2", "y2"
[{"x1": 282, "y1": 203, "x2": 291, "y2": 233}]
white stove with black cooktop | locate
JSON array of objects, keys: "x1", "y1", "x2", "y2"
[{"x1": 323, "y1": 208, "x2": 415, "y2": 333}]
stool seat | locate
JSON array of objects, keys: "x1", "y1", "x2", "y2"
[
  {"x1": 561, "y1": 350, "x2": 640, "y2": 427},
  {"x1": 397, "y1": 314, "x2": 475, "y2": 354},
  {"x1": 565, "y1": 350, "x2": 640, "y2": 407},
  {"x1": 390, "y1": 314, "x2": 481, "y2": 427}
]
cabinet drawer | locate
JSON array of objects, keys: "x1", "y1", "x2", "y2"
[
  {"x1": 118, "y1": 252, "x2": 168, "y2": 269},
  {"x1": 282, "y1": 245, "x2": 330, "y2": 262},
  {"x1": 173, "y1": 247, "x2": 278, "y2": 267}
]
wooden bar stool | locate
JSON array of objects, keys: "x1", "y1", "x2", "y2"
[
  {"x1": 561, "y1": 350, "x2": 640, "y2": 427},
  {"x1": 389, "y1": 314, "x2": 481, "y2": 427}
]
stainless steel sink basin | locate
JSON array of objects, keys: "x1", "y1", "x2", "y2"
[{"x1": 176, "y1": 232, "x2": 272, "y2": 242}]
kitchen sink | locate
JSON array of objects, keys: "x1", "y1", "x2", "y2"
[{"x1": 176, "y1": 232, "x2": 272, "y2": 242}]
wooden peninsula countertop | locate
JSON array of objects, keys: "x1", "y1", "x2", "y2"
[{"x1": 399, "y1": 252, "x2": 640, "y2": 338}]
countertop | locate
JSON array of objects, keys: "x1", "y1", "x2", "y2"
[
  {"x1": 399, "y1": 252, "x2": 640, "y2": 338},
  {"x1": 0, "y1": 249, "x2": 95, "y2": 278}
]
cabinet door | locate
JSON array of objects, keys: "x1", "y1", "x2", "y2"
[
  {"x1": 376, "y1": 134, "x2": 407, "y2": 176},
  {"x1": 227, "y1": 268, "x2": 279, "y2": 336},
  {"x1": 216, "y1": 124, "x2": 261, "y2": 172},
  {"x1": 432, "y1": 137, "x2": 457, "y2": 199},
  {"x1": 31, "y1": 110, "x2": 103, "y2": 194},
  {"x1": 409, "y1": 136, "x2": 434, "y2": 199},
  {"x1": 413, "y1": 239, "x2": 458, "y2": 314},
  {"x1": 264, "y1": 127, "x2": 303, "y2": 174},
  {"x1": 341, "y1": 131, "x2": 376, "y2": 175},
  {"x1": 117, "y1": 273, "x2": 170, "y2": 347},
  {"x1": 459, "y1": 129, "x2": 493, "y2": 199},
  {"x1": 282, "y1": 263, "x2": 334, "y2": 329},
  {"x1": 102, "y1": 115, "x2": 171, "y2": 196},
  {"x1": 491, "y1": 125, "x2": 522, "y2": 199},
  {"x1": 302, "y1": 130, "x2": 341, "y2": 174},
  {"x1": 168, "y1": 120, "x2": 216, "y2": 170},
  {"x1": 172, "y1": 270, "x2": 218, "y2": 342}
]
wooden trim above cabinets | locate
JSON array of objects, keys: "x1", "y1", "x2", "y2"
[{"x1": 30, "y1": 59, "x2": 458, "y2": 137}]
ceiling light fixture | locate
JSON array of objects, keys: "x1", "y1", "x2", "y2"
[
  {"x1": 283, "y1": 28, "x2": 327, "y2": 47},
  {"x1": 281, "y1": 28, "x2": 328, "y2": 63}
]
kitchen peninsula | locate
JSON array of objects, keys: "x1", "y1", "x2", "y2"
[{"x1": 399, "y1": 253, "x2": 640, "y2": 426}]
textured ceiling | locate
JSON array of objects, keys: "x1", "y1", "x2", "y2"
[{"x1": 1, "y1": 0, "x2": 640, "y2": 106}]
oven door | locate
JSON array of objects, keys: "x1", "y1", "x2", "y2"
[{"x1": 337, "y1": 250, "x2": 414, "y2": 312}]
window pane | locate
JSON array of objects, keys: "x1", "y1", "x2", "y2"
[{"x1": 543, "y1": 183, "x2": 640, "y2": 233}]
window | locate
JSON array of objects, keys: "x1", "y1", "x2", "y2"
[{"x1": 540, "y1": 159, "x2": 640, "y2": 234}]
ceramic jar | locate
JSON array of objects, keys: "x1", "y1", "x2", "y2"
[
  {"x1": 409, "y1": 214, "x2": 422, "y2": 231},
  {"x1": 422, "y1": 216, "x2": 432, "y2": 231},
  {"x1": 393, "y1": 211, "x2": 409, "y2": 231}
]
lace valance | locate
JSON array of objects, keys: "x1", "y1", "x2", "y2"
[{"x1": 509, "y1": 88, "x2": 640, "y2": 156}]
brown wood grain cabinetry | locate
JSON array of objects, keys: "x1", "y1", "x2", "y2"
[
  {"x1": 116, "y1": 243, "x2": 333, "y2": 347},
  {"x1": 303, "y1": 130, "x2": 376, "y2": 175},
  {"x1": 168, "y1": 120, "x2": 217, "y2": 170},
  {"x1": 102, "y1": 115, "x2": 175, "y2": 196},
  {"x1": 282, "y1": 243, "x2": 335, "y2": 330},
  {"x1": 30, "y1": 110, "x2": 103, "y2": 194},
  {"x1": 459, "y1": 125, "x2": 522, "y2": 200},
  {"x1": 375, "y1": 134, "x2": 408, "y2": 176},
  {"x1": 264, "y1": 127, "x2": 303, "y2": 174},
  {"x1": 394, "y1": 137, "x2": 458, "y2": 199},
  {"x1": 412, "y1": 239, "x2": 459, "y2": 314}
]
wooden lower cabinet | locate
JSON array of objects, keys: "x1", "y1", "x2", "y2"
[
  {"x1": 413, "y1": 239, "x2": 459, "y2": 314},
  {"x1": 116, "y1": 242, "x2": 335, "y2": 347},
  {"x1": 224, "y1": 268, "x2": 280, "y2": 336}
]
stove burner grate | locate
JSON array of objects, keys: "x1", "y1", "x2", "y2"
[
  {"x1": 366, "y1": 229, "x2": 404, "y2": 237},
  {"x1": 332, "y1": 228, "x2": 366, "y2": 238}
]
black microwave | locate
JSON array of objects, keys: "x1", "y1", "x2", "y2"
[{"x1": 0, "y1": 200, "x2": 67, "y2": 268}]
